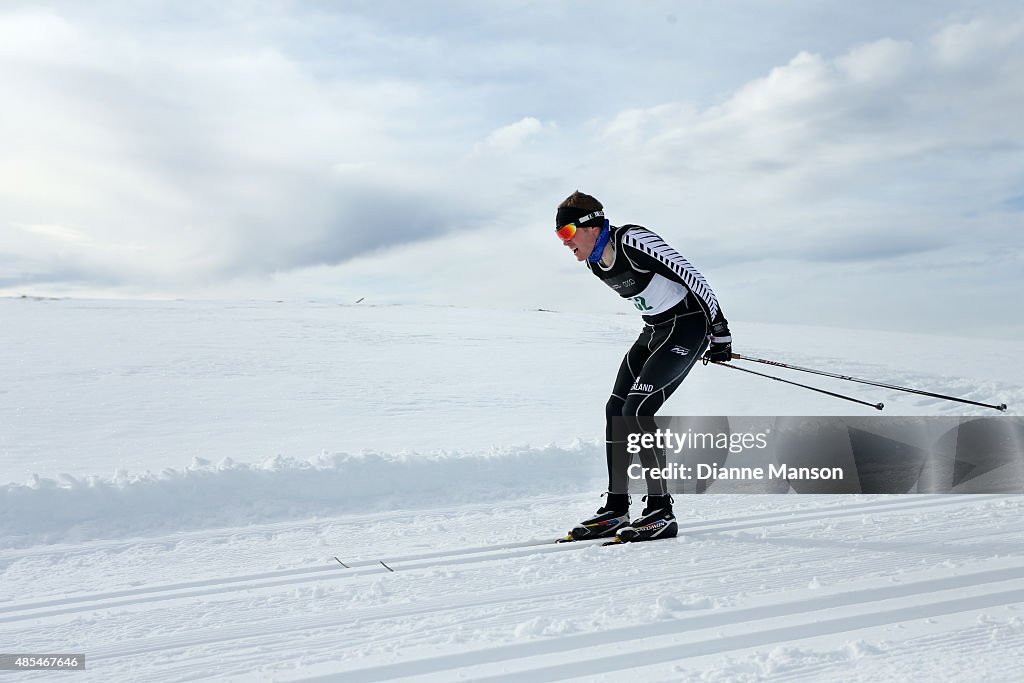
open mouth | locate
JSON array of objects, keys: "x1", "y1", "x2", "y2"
[{"x1": 573, "y1": 248, "x2": 579, "y2": 255}]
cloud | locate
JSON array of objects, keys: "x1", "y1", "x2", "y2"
[
  {"x1": 1002, "y1": 195, "x2": 1024, "y2": 212},
  {"x1": 1, "y1": 2, "x2": 1021, "y2": 340},
  {"x1": 592, "y1": 17, "x2": 1024, "y2": 266},
  {"x1": 931, "y1": 16, "x2": 1024, "y2": 66},
  {"x1": 835, "y1": 38, "x2": 915, "y2": 84},
  {"x1": 473, "y1": 117, "x2": 554, "y2": 155},
  {"x1": 0, "y1": 5, "x2": 487, "y2": 289}
]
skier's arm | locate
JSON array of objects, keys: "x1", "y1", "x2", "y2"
[{"x1": 620, "y1": 228, "x2": 733, "y2": 360}]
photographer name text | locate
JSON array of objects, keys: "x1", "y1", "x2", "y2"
[{"x1": 628, "y1": 462, "x2": 845, "y2": 481}]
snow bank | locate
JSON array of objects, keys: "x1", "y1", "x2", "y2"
[{"x1": 0, "y1": 442, "x2": 605, "y2": 546}]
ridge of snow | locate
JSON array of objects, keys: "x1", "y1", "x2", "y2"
[{"x1": 0, "y1": 442, "x2": 604, "y2": 546}]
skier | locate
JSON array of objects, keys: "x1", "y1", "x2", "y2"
[{"x1": 555, "y1": 191, "x2": 733, "y2": 543}]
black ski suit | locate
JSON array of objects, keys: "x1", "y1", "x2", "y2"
[{"x1": 585, "y1": 224, "x2": 730, "y2": 495}]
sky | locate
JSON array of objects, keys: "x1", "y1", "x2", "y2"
[{"x1": 1, "y1": 1, "x2": 1022, "y2": 337}]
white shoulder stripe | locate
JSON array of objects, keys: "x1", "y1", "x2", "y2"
[{"x1": 623, "y1": 229, "x2": 719, "y2": 319}]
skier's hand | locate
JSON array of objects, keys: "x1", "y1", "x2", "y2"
[
  {"x1": 704, "y1": 321, "x2": 733, "y2": 363},
  {"x1": 705, "y1": 340, "x2": 732, "y2": 362}
]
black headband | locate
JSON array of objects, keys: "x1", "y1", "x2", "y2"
[{"x1": 555, "y1": 206, "x2": 605, "y2": 228}]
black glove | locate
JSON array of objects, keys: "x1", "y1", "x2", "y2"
[{"x1": 704, "y1": 320, "x2": 733, "y2": 363}]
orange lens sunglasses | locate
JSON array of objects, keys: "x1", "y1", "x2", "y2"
[
  {"x1": 555, "y1": 211, "x2": 604, "y2": 240},
  {"x1": 555, "y1": 223, "x2": 578, "y2": 240}
]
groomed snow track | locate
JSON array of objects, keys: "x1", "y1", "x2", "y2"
[{"x1": 4, "y1": 493, "x2": 1023, "y2": 681}]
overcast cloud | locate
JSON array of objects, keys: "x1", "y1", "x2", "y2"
[{"x1": 1, "y1": 1, "x2": 1022, "y2": 335}]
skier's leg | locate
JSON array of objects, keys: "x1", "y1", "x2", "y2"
[
  {"x1": 561, "y1": 328, "x2": 656, "y2": 541},
  {"x1": 613, "y1": 313, "x2": 709, "y2": 542},
  {"x1": 605, "y1": 329, "x2": 653, "y2": 500},
  {"x1": 621, "y1": 312, "x2": 709, "y2": 499}
]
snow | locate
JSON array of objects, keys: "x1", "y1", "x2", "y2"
[{"x1": 2, "y1": 298, "x2": 1023, "y2": 681}]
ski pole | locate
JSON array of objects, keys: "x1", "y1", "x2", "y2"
[
  {"x1": 730, "y1": 353, "x2": 1008, "y2": 412},
  {"x1": 709, "y1": 360, "x2": 884, "y2": 410}
]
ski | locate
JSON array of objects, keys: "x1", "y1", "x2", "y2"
[
  {"x1": 334, "y1": 528, "x2": 687, "y2": 572},
  {"x1": 334, "y1": 537, "x2": 559, "y2": 569},
  {"x1": 601, "y1": 535, "x2": 677, "y2": 546},
  {"x1": 555, "y1": 533, "x2": 601, "y2": 544},
  {"x1": 333, "y1": 536, "x2": 608, "y2": 573},
  {"x1": 332, "y1": 495, "x2": 996, "y2": 572}
]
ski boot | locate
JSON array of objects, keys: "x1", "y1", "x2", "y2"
[
  {"x1": 615, "y1": 495, "x2": 677, "y2": 543},
  {"x1": 558, "y1": 493, "x2": 630, "y2": 542}
]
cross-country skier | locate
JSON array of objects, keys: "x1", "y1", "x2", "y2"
[{"x1": 555, "y1": 191, "x2": 733, "y2": 543}]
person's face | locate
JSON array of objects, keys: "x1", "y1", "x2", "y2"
[{"x1": 560, "y1": 226, "x2": 600, "y2": 262}]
